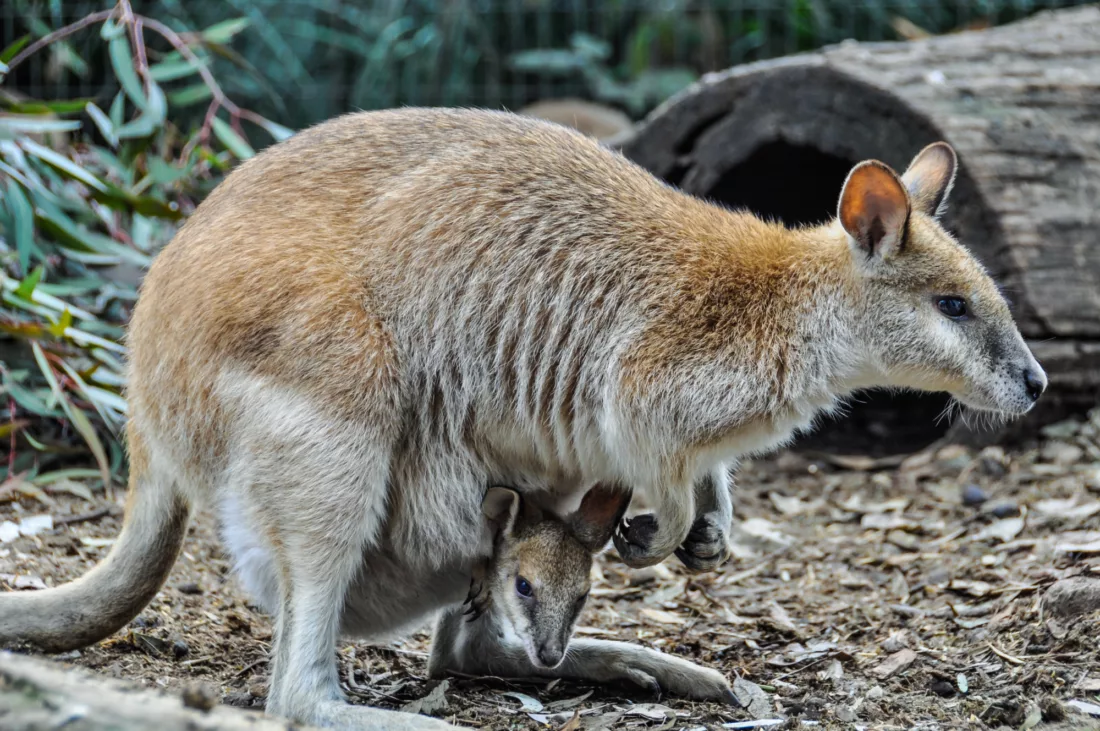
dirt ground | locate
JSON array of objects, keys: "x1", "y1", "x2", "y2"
[{"x1": 3, "y1": 412, "x2": 1100, "y2": 731}]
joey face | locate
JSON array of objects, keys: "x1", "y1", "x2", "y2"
[
  {"x1": 838, "y1": 143, "x2": 1045, "y2": 417},
  {"x1": 479, "y1": 484, "x2": 630, "y2": 669},
  {"x1": 491, "y1": 522, "x2": 592, "y2": 669}
]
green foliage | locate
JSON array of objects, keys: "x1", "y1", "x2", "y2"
[
  {"x1": 12, "y1": 0, "x2": 1091, "y2": 131},
  {"x1": 0, "y1": 3, "x2": 287, "y2": 489}
]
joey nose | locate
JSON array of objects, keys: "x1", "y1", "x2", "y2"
[
  {"x1": 1024, "y1": 369, "x2": 1046, "y2": 402},
  {"x1": 538, "y1": 644, "x2": 564, "y2": 667}
]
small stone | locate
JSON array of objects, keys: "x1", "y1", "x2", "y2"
[
  {"x1": 990, "y1": 502, "x2": 1020, "y2": 519},
  {"x1": 181, "y1": 682, "x2": 217, "y2": 712},
  {"x1": 977, "y1": 446, "x2": 1007, "y2": 477},
  {"x1": 962, "y1": 484, "x2": 989, "y2": 506},
  {"x1": 935, "y1": 445, "x2": 970, "y2": 470},
  {"x1": 866, "y1": 685, "x2": 885, "y2": 700},
  {"x1": 177, "y1": 582, "x2": 203, "y2": 595},
  {"x1": 1044, "y1": 577, "x2": 1100, "y2": 619},
  {"x1": 172, "y1": 639, "x2": 190, "y2": 659},
  {"x1": 931, "y1": 680, "x2": 955, "y2": 697},
  {"x1": 248, "y1": 682, "x2": 266, "y2": 698},
  {"x1": 1041, "y1": 441, "x2": 1084, "y2": 466}
]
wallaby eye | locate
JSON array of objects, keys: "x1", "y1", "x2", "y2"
[
  {"x1": 515, "y1": 576, "x2": 533, "y2": 598},
  {"x1": 937, "y1": 296, "x2": 968, "y2": 320}
]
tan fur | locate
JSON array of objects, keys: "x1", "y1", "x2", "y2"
[{"x1": 0, "y1": 110, "x2": 1043, "y2": 730}]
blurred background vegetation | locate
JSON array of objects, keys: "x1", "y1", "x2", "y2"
[{"x1": 0, "y1": 0, "x2": 1092, "y2": 492}]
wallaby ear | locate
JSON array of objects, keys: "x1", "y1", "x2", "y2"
[
  {"x1": 900, "y1": 142, "x2": 957, "y2": 218},
  {"x1": 567, "y1": 484, "x2": 632, "y2": 553},
  {"x1": 838, "y1": 160, "x2": 911, "y2": 261},
  {"x1": 482, "y1": 486, "x2": 521, "y2": 536}
]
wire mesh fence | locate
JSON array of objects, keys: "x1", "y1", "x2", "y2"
[{"x1": 2, "y1": 0, "x2": 1094, "y2": 130}]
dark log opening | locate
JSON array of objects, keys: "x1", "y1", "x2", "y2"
[{"x1": 703, "y1": 140, "x2": 954, "y2": 455}]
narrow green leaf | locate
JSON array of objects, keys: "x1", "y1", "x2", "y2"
[
  {"x1": 99, "y1": 17, "x2": 127, "y2": 41},
  {"x1": 149, "y1": 59, "x2": 203, "y2": 82},
  {"x1": 32, "y1": 468, "x2": 102, "y2": 485},
  {"x1": 201, "y1": 17, "x2": 250, "y2": 44},
  {"x1": 109, "y1": 34, "x2": 147, "y2": 110},
  {"x1": 85, "y1": 102, "x2": 118, "y2": 147},
  {"x1": 0, "y1": 35, "x2": 30, "y2": 64},
  {"x1": 47, "y1": 308, "x2": 73, "y2": 338},
  {"x1": 31, "y1": 342, "x2": 111, "y2": 487},
  {"x1": 109, "y1": 92, "x2": 125, "y2": 127},
  {"x1": 167, "y1": 83, "x2": 213, "y2": 108},
  {"x1": 20, "y1": 139, "x2": 108, "y2": 193},
  {"x1": 0, "y1": 117, "x2": 83, "y2": 134},
  {"x1": 212, "y1": 117, "x2": 254, "y2": 159},
  {"x1": 13, "y1": 265, "x2": 44, "y2": 300},
  {"x1": 0, "y1": 98, "x2": 94, "y2": 115},
  {"x1": 4, "y1": 179, "x2": 35, "y2": 271},
  {"x1": 256, "y1": 117, "x2": 295, "y2": 142}
]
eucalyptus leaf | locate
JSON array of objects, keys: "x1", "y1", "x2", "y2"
[{"x1": 212, "y1": 117, "x2": 255, "y2": 159}]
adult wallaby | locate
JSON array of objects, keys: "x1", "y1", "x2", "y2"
[
  {"x1": 0, "y1": 109, "x2": 1044, "y2": 731},
  {"x1": 429, "y1": 484, "x2": 735, "y2": 703}
]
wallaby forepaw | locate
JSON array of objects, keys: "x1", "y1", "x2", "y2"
[
  {"x1": 624, "y1": 667, "x2": 662, "y2": 697},
  {"x1": 612, "y1": 513, "x2": 665, "y2": 568},
  {"x1": 674, "y1": 513, "x2": 730, "y2": 573}
]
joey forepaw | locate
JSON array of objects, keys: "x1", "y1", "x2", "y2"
[{"x1": 674, "y1": 512, "x2": 731, "y2": 573}]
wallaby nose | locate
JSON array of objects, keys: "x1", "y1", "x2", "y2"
[
  {"x1": 1024, "y1": 369, "x2": 1046, "y2": 402},
  {"x1": 537, "y1": 643, "x2": 564, "y2": 667}
]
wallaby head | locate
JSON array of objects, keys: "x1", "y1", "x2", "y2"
[
  {"x1": 836, "y1": 142, "x2": 1045, "y2": 417},
  {"x1": 473, "y1": 484, "x2": 630, "y2": 669}
]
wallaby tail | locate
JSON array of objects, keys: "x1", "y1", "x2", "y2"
[{"x1": 0, "y1": 460, "x2": 189, "y2": 652}]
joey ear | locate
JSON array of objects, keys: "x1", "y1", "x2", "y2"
[
  {"x1": 900, "y1": 142, "x2": 957, "y2": 218},
  {"x1": 838, "y1": 160, "x2": 910, "y2": 261},
  {"x1": 567, "y1": 484, "x2": 632, "y2": 553},
  {"x1": 482, "y1": 486, "x2": 521, "y2": 536}
]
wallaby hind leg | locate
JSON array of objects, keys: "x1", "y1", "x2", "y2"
[
  {"x1": 430, "y1": 608, "x2": 734, "y2": 705},
  {"x1": 231, "y1": 423, "x2": 457, "y2": 730}
]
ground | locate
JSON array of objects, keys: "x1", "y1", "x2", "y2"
[{"x1": 3, "y1": 413, "x2": 1100, "y2": 731}]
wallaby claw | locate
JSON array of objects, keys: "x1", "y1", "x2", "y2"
[
  {"x1": 674, "y1": 513, "x2": 731, "y2": 573},
  {"x1": 463, "y1": 577, "x2": 492, "y2": 622},
  {"x1": 612, "y1": 513, "x2": 663, "y2": 568}
]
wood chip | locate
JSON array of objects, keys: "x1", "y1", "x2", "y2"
[{"x1": 871, "y1": 649, "x2": 917, "y2": 679}]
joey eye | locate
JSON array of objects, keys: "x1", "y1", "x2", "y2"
[
  {"x1": 515, "y1": 576, "x2": 533, "y2": 598},
  {"x1": 937, "y1": 296, "x2": 969, "y2": 320}
]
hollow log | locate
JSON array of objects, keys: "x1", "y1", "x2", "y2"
[{"x1": 620, "y1": 6, "x2": 1100, "y2": 453}]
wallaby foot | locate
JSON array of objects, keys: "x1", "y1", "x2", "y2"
[{"x1": 674, "y1": 511, "x2": 731, "y2": 572}]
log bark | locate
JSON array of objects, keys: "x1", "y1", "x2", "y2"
[
  {"x1": 620, "y1": 6, "x2": 1100, "y2": 449},
  {"x1": 0, "y1": 650, "x2": 316, "y2": 731}
]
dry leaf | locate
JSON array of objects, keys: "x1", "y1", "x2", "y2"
[
  {"x1": 18, "y1": 514, "x2": 53, "y2": 537},
  {"x1": 732, "y1": 678, "x2": 774, "y2": 720},
  {"x1": 502, "y1": 691, "x2": 543, "y2": 713},
  {"x1": 639, "y1": 608, "x2": 685, "y2": 626},
  {"x1": 972, "y1": 517, "x2": 1024, "y2": 543},
  {"x1": 400, "y1": 679, "x2": 449, "y2": 716}
]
